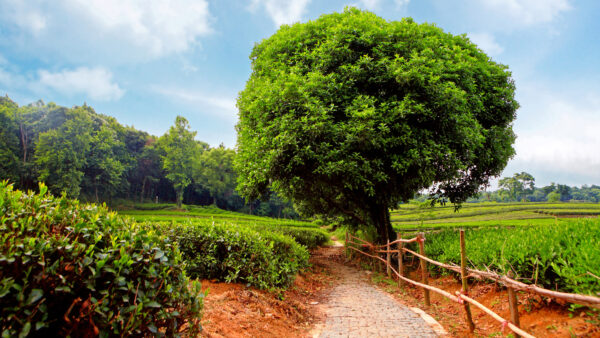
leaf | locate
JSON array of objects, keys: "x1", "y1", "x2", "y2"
[
  {"x1": 144, "y1": 301, "x2": 161, "y2": 308},
  {"x1": 18, "y1": 322, "x2": 31, "y2": 338},
  {"x1": 27, "y1": 289, "x2": 43, "y2": 305}
]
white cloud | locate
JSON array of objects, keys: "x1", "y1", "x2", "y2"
[
  {"x1": 37, "y1": 67, "x2": 124, "y2": 101},
  {"x1": 0, "y1": 0, "x2": 47, "y2": 35},
  {"x1": 394, "y1": 0, "x2": 410, "y2": 9},
  {"x1": 0, "y1": 0, "x2": 213, "y2": 61},
  {"x1": 358, "y1": 0, "x2": 381, "y2": 10},
  {"x1": 67, "y1": 0, "x2": 212, "y2": 56},
  {"x1": 154, "y1": 87, "x2": 237, "y2": 121},
  {"x1": 468, "y1": 32, "x2": 504, "y2": 56},
  {"x1": 479, "y1": 0, "x2": 571, "y2": 26},
  {"x1": 502, "y1": 85, "x2": 600, "y2": 186},
  {"x1": 250, "y1": 0, "x2": 311, "y2": 27}
]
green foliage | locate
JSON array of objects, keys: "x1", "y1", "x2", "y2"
[
  {"x1": 157, "y1": 116, "x2": 201, "y2": 208},
  {"x1": 391, "y1": 201, "x2": 600, "y2": 229},
  {"x1": 0, "y1": 97, "x2": 20, "y2": 184},
  {"x1": 252, "y1": 225, "x2": 330, "y2": 249},
  {"x1": 421, "y1": 219, "x2": 600, "y2": 295},
  {"x1": 499, "y1": 172, "x2": 535, "y2": 201},
  {"x1": 159, "y1": 221, "x2": 310, "y2": 289},
  {"x1": 194, "y1": 146, "x2": 237, "y2": 205},
  {"x1": 35, "y1": 108, "x2": 94, "y2": 198},
  {"x1": 547, "y1": 191, "x2": 561, "y2": 202},
  {"x1": 236, "y1": 8, "x2": 518, "y2": 242},
  {"x1": 0, "y1": 182, "x2": 203, "y2": 336}
]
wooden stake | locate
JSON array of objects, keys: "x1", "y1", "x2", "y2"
[
  {"x1": 460, "y1": 229, "x2": 475, "y2": 332},
  {"x1": 507, "y1": 271, "x2": 521, "y2": 337},
  {"x1": 386, "y1": 239, "x2": 391, "y2": 278},
  {"x1": 418, "y1": 232, "x2": 430, "y2": 306},
  {"x1": 345, "y1": 231, "x2": 349, "y2": 259},
  {"x1": 397, "y1": 232, "x2": 404, "y2": 287}
]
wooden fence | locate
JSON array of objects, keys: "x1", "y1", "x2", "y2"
[{"x1": 345, "y1": 230, "x2": 600, "y2": 338}]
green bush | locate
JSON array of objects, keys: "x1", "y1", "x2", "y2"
[
  {"x1": 0, "y1": 182, "x2": 203, "y2": 337},
  {"x1": 253, "y1": 226, "x2": 330, "y2": 249},
  {"x1": 160, "y1": 221, "x2": 309, "y2": 289}
]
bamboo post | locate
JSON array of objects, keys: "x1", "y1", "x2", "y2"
[
  {"x1": 460, "y1": 229, "x2": 475, "y2": 332},
  {"x1": 507, "y1": 271, "x2": 521, "y2": 337},
  {"x1": 397, "y1": 232, "x2": 404, "y2": 287},
  {"x1": 386, "y1": 239, "x2": 391, "y2": 278},
  {"x1": 418, "y1": 232, "x2": 430, "y2": 306}
]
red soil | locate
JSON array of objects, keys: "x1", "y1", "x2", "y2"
[{"x1": 199, "y1": 248, "x2": 337, "y2": 337}]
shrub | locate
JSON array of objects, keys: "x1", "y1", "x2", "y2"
[
  {"x1": 253, "y1": 226, "x2": 330, "y2": 249},
  {"x1": 0, "y1": 182, "x2": 203, "y2": 337},
  {"x1": 160, "y1": 221, "x2": 309, "y2": 289}
]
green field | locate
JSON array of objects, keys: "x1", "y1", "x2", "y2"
[
  {"x1": 117, "y1": 204, "x2": 320, "y2": 229},
  {"x1": 391, "y1": 201, "x2": 600, "y2": 230}
]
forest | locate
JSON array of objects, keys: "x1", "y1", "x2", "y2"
[{"x1": 0, "y1": 96, "x2": 297, "y2": 218}]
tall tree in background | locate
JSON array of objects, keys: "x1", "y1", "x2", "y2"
[
  {"x1": 0, "y1": 97, "x2": 21, "y2": 184},
  {"x1": 35, "y1": 108, "x2": 93, "y2": 197},
  {"x1": 194, "y1": 146, "x2": 236, "y2": 206},
  {"x1": 158, "y1": 116, "x2": 199, "y2": 208},
  {"x1": 236, "y1": 8, "x2": 518, "y2": 242},
  {"x1": 499, "y1": 172, "x2": 535, "y2": 201},
  {"x1": 82, "y1": 125, "x2": 127, "y2": 202}
]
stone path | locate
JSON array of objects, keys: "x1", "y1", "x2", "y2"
[{"x1": 312, "y1": 246, "x2": 442, "y2": 338}]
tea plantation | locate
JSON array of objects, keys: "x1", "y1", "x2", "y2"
[{"x1": 394, "y1": 202, "x2": 600, "y2": 296}]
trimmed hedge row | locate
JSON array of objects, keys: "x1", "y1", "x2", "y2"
[
  {"x1": 252, "y1": 225, "x2": 330, "y2": 249},
  {"x1": 0, "y1": 182, "x2": 203, "y2": 337},
  {"x1": 158, "y1": 221, "x2": 310, "y2": 289}
]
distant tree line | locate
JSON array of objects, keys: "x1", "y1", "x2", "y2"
[
  {"x1": 0, "y1": 96, "x2": 298, "y2": 218},
  {"x1": 412, "y1": 171, "x2": 600, "y2": 203}
]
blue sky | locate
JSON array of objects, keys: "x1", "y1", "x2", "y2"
[{"x1": 0, "y1": 0, "x2": 599, "y2": 188}]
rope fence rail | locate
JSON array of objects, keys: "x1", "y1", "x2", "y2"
[{"x1": 345, "y1": 230, "x2": 600, "y2": 338}]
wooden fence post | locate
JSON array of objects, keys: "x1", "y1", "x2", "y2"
[
  {"x1": 397, "y1": 232, "x2": 404, "y2": 287},
  {"x1": 460, "y1": 229, "x2": 475, "y2": 332},
  {"x1": 345, "y1": 231, "x2": 349, "y2": 259},
  {"x1": 418, "y1": 232, "x2": 430, "y2": 306},
  {"x1": 507, "y1": 271, "x2": 521, "y2": 337},
  {"x1": 386, "y1": 239, "x2": 391, "y2": 278}
]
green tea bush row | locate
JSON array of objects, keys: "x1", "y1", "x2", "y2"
[
  {"x1": 0, "y1": 182, "x2": 203, "y2": 337},
  {"x1": 252, "y1": 225, "x2": 330, "y2": 249},
  {"x1": 420, "y1": 219, "x2": 600, "y2": 296},
  {"x1": 158, "y1": 221, "x2": 310, "y2": 289}
]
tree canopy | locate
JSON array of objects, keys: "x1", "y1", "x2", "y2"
[
  {"x1": 498, "y1": 172, "x2": 535, "y2": 201},
  {"x1": 235, "y1": 8, "x2": 518, "y2": 242}
]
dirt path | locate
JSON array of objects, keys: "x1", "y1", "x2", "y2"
[{"x1": 310, "y1": 246, "x2": 444, "y2": 338}]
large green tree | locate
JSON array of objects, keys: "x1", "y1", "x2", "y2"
[
  {"x1": 194, "y1": 146, "x2": 236, "y2": 206},
  {"x1": 35, "y1": 108, "x2": 93, "y2": 198},
  {"x1": 498, "y1": 172, "x2": 535, "y2": 201},
  {"x1": 235, "y1": 9, "x2": 518, "y2": 242},
  {"x1": 0, "y1": 97, "x2": 21, "y2": 184},
  {"x1": 158, "y1": 116, "x2": 199, "y2": 208}
]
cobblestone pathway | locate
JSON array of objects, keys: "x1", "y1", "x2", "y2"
[{"x1": 313, "y1": 246, "x2": 441, "y2": 338}]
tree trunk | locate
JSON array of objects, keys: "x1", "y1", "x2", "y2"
[
  {"x1": 371, "y1": 203, "x2": 396, "y2": 244},
  {"x1": 140, "y1": 176, "x2": 147, "y2": 203},
  {"x1": 176, "y1": 187, "x2": 184, "y2": 209}
]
